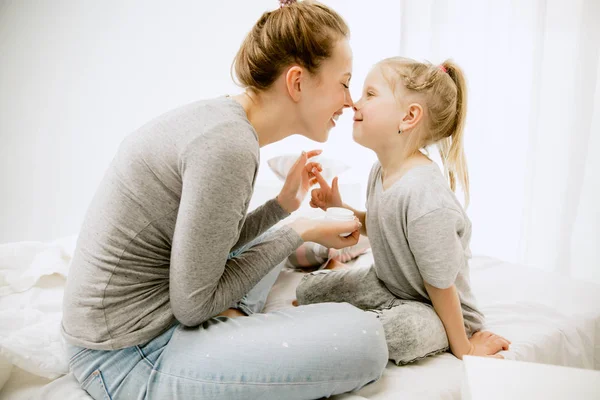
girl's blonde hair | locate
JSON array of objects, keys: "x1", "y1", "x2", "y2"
[
  {"x1": 232, "y1": 1, "x2": 349, "y2": 92},
  {"x1": 378, "y1": 57, "x2": 470, "y2": 206}
]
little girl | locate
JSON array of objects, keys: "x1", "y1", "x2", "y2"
[{"x1": 296, "y1": 57, "x2": 511, "y2": 364}]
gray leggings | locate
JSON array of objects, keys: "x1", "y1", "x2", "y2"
[{"x1": 296, "y1": 264, "x2": 453, "y2": 365}]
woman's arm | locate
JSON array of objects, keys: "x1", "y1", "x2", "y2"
[
  {"x1": 341, "y1": 203, "x2": 367, "y2": 236},
  {"x1": 232, "y1": 150, "x2": 323, "y2": 251},
  {"x1": 230, "y1": 198, "x2": 290, "y2": 252},
  {"x1": 170, "y1": 133, "x2": 303, "y2": 327},
  {"x1": 310, "y1": 170, "x2": 368, "y2": 236}
]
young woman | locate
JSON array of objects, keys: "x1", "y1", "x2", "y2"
[{"x1": 62, "y1": 2, "x2": 388, "y2": 399}]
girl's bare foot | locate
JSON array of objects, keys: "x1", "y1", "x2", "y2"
[
  {"x1": 217, "y1": 308, "x2": 246, "y2": 318},
  {"x1": 323, "y1": 259, "x2": 349, "y2": 270}
]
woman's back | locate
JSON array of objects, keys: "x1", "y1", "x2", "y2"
[{"x1": 62, "y1": 97, "x2": 260, "y2": 350}]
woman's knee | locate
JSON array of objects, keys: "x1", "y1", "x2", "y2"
[
  {"x1": 353, "y1": 308, "x2": 389, "y2": 369},
  {"x1": 317, "y1": 303, "x2": 389, "y2": 377}
]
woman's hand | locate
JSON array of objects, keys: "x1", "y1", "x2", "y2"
[
  {"x1": 462, "y1": 331, "x2": 511, "y2": 359},
  {"x1": 277, "y1": 150, "x2": 323, "y2": 213},
  {"x1": 309, "y1": 169, "x2": 343, "y2": 211},
  {"x1": 289, "y1": 217, "x2": 361, "y2": 250}
]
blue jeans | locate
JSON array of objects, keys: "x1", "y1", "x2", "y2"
[{"x1": 66, "y1": 230, "x2": 388, "y2": 400}]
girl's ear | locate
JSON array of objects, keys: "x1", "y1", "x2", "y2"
[{"x1": 399, "y1": 103, "x2": 424, "y2": 133}]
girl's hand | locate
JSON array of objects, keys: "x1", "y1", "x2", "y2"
[
  {"x1": 277, "y1": 150, "x2": 323, "y2": 213},
  {"x1": 309, "y1": 169, "x2": 343, "y2": 211},
  {"x1": 463, "y1": 331, "x2": 511, "y2": 359},
  {"x1": 289, "y1": 217, "x2": 361, "y2": 250}
]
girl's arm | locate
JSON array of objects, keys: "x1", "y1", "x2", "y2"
[
  {"x1": 425, "y1": 282, "x2": 511, "y2": 359},
  {"x1": 424, "y1": 282, "x2": 471, "y2": 358}
]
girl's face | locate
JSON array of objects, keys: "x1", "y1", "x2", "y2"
[
  {"x1": 297, "y1": 39, "x2": 354, "y2": 143},
  {"x1": 352, "y1": 66, "x2": 403, "y2": 151}
]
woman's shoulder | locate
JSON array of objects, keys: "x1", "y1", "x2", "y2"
[
  {"x1": 163, "y1": 96, "x2": 258, "y2": 157},
  {"x1": 178, "y1": 96, "x2": 257, "y2": 141},
  {"x1": 116, "y1": 96, "x2": 259, "y2": 174}
]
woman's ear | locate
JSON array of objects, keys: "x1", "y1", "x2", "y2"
[
  {"x1": 285, "y1": 66, "x2": 304, "y2": 102},
  {"x1": 399, "y1": 103, "x2": 424, "y2": 133}
]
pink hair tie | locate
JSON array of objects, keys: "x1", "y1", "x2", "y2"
[
  {"x1": 439, "y1": 65, "x2": 448, "y2": 73},
  {"x1": 279, "y1": 0, "x2": 297, "y2": 7}
]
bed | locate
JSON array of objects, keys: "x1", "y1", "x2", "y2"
[{"x1": 1, "y1": 231, "x2": 599, "y2": 400}]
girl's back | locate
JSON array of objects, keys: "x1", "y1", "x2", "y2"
[{"x1": 366, "y1": 160, "x2": 484, "y2": 334}]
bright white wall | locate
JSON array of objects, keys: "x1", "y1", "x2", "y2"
[
  {"x1": 5, "y1": 1, "x2": 596, "y2": 283},
  {"x1": 0, "y1": 0, "x2": 400, "y2": 243}
]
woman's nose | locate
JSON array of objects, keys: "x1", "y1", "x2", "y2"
[{"x1": 344, "y1": 92, "x2": 354, "y2": 108}]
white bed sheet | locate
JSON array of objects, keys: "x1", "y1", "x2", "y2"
[
  {"x1": 263, "y1": 254, "x2": 600, "y2": 399},
  {"x1": 1, "y1": 238, "x2": 599, "y2": 400}
]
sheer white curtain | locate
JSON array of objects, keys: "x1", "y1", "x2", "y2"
[{"x1": 397, "y1": 0, "x2": 600, "y2": 282}]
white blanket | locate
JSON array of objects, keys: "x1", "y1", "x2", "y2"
[{"x1": 1, "y1": 236, "x2": 599, "y2": 400}]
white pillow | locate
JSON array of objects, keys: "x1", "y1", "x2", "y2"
[{"x1": 267, "y1": 155, "x2": 350, "y2": 182}]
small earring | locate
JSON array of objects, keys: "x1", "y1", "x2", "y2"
[{"x1": 398, "y1": 129, "x2": 402, "y2": 134}]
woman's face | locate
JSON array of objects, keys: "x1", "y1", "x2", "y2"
[{"x1": 297, "y1": 39, "x2": 353, "y2": 143}]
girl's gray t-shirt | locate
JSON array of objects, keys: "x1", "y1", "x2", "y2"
[
  {"x1": 62, "y1": 96, "x2": 303, "y2": 350},
  {"x1": 366, "y1": 161, "x2": 484, "y2": 333}
]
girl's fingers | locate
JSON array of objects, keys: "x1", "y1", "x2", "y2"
[
  {"x1": 496, "y1": 335, "x2": 511, "y2": 344},
  {"x1": 489, "y1": 339, "x2": 508, "y2": 353},
  {"x1": 487, "y1": 332, "x2": 510, "y2": 349},
  {"x1": 311, "y1": 188, "x2": 324, "y2": 201},
  {"x1": 309, "y1": 196, "x2": 325, "y2": 209},
  {"x1": 305, "y1": 162, "x2": 322, "y2": 176},
  {"x1": 312, "y1": 168, "x2": 330, "y2": 189},
  {"x1": 332, "y1": 176, "x2": 340, "y2": 193},
  {"x1": 497, "y1": 338, "x2": 510, "y2": 350}
]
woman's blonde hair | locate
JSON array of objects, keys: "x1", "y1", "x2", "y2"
[
  {"x1": 378, "y1": 57, "x2": 470, "y2": 206},
  {"x1": 232, "y1": 1, "x2": 349, "y2": 92}
]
